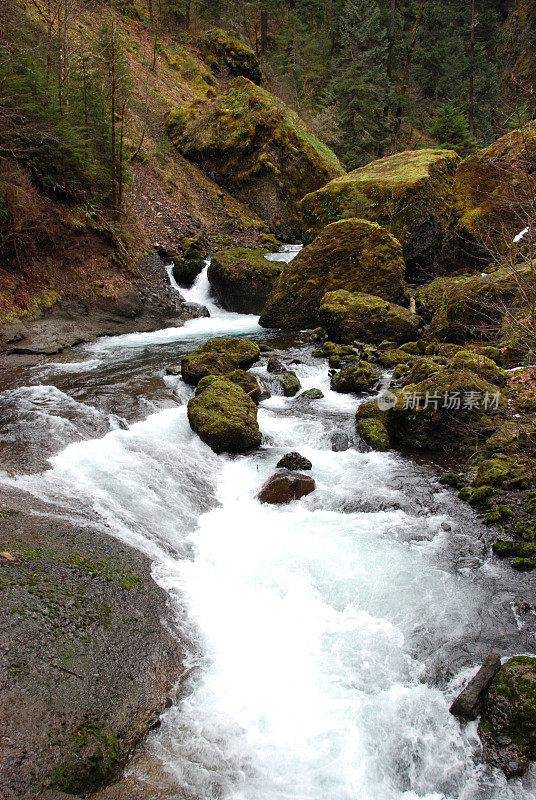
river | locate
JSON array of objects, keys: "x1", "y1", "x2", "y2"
[{"x1": 1, "y1": 246, "x2": 536, "y2": 799}]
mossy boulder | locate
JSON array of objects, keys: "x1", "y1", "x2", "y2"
[
  {"x1": 299, "y1": 388, "x2": 324, "y2": 400},
  {"x1": 181, "y1": 336, "x2": 260, "y2": 385},
  {"x1": 300, "y1": 148, "x2": 460, "y2": 279},
  {"x1": 187, "y1": 375, "x2": 261, "y2": 453},
  {"x1": 312, "y1": 341, "x2": 360, "y2": 368},
  {"x1": 451, "y1": 350, "x2": 507, "y2": 386},
  {"x1": 355, "y1": 400, "x2": 391, "y2": 451},
  {"x1": 195, "y1": 28, "x2": 262, "y2": 84},
  {"x1": 260, "y1": 219, "x2": 406, "y2": 330},
  {"x1": 331, "y1": 361, "x2": 379, "y2": 393},
  {"x1": 479, "y1": 656, "x2": 536, "y2": 777},
  {"x1": 278, "y1": 370, "x2": 301, "y2": 397},
  {"x1": 208, "y1": 248, "x2": 284, "y2": 313},
  {"x1": 376, "y1": 348, "x2": 418, "y2": 368},
  {"x1": 227, "y1": 369, "x2": 262, "y2": 402},
  {"x1": 389, "y1": 369, "x2": 505, "y2": 451},
  {"x1": 475, "y1": 455, "x2": 531, "y2": 489},
  {"x1": 400, "y1": 357, "x2": 444, "y2": 386},
  {"x1": 167, "y1": 77, "x2": 344, "y2": 239},
  {"x1": 452, "y1": 123, "x2": 536, "y2": 264},
  {"x1": 417, "y1": 264, "x2": 536, "y2": 345},
  {"x1": 277, "y1": 452, "x2": 312, "y2": 471},
  {"x1": 318, "y1": 289, "x2": 422, "y2": 345}
]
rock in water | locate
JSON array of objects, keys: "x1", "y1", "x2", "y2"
[
  {"x1": 319, "y1": 290, "x2": 422, "y2": 345},
  {"x1": 331, "y1": 361, "x2": 380, "y2": 393},
  {"x1": 278, "y1": 371, "x2": 301, "y2": 397},
  {"x1": 166, "y1": 77, "x2": 343, "y2": 239},
  {"x1": 258, "y1": 471, "x2": 315, "y2": 504},
  {"x1": 227, "y1": 369, "x2": 262, "y2": 403},
  {"x1": 450, "y1": 653, "x2": 502, "y2": 720},
  {"x1": 277, "y1": 452, "x2": 312, "y2": 471},
  {"x1": 331, "y1": 432, "x2": 350, "y2": 452},
  {"x1": 479, "y1": 656, "x2": 536, "y2": 777},
  {"x1": 208, "y1": 248, "x2": 284, "y2": 314},
  {"x1": 187, "y1": 375, "x2": 261, "y2": 454},
  {"x1": 300, "y1": 148, "x2": 460, "y2": 279},
  {"x1": 260, "y1": 219, "x2": 406, "y2": 330},
  {"x1": 181, "y1": 337, "x2": 260, "y2": 385}
]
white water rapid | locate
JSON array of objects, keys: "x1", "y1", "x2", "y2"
[{"x1": 2, "y1": 248, "x2": 536, "y2": 799}]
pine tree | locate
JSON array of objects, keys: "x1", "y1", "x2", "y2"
[
  {"x1": 428, "y1": 102, "x2": 476, "y2": 155},
  {"x1": 322, "y1": 0, "x2": 390, "y2": 168}
]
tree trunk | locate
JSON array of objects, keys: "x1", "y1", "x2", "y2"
[
  {"x1": 392, "y1": 0, "x2": 426, "y2": 151},
  {"x1": 260, "y1": 6, "x2": 268, "y2": 55},
  {"x1": 469, "y1": 0, "x2": 476, "y2": 137}
]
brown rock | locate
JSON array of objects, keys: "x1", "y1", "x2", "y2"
[
  {"x1": 450, "y1": 652, "x2": 502, "y2": 720},
  {"x1": 258, "y1": 471, "x2": 315, "y2": 504}
]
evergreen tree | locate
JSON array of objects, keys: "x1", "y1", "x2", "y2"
[
  {"x1": 428, "y1": 102, "x2": 477, "y2": 155},
  {"x1": 322, "y1": 0, "x2": 390, "y2": 168}
]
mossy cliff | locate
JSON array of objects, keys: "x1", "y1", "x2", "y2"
[
  {"x1": 166, "y1": 76, "x2": 344, "y2": 239},
  {"x1": 260, "y1": 218, "x2": 406, "y2": 330},
  {"x1": 187, "y1": 374, "x2": 261, "y2": 453},
  {"x1": 208, "y1": 247, "x2": 284, "y2": 314},
  {"x1": 300, "y1": 148, "x2": 460, "y2": 279}
]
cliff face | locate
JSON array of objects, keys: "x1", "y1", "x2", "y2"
[{"x1": 498, "y1": 0, "x2": 536, "y2": 100}]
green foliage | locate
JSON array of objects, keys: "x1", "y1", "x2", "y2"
[{"x1": 428, "y1": 103, "x2": 477, "y2": 156}]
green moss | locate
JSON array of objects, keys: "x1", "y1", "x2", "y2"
[
  {"x1": 280, "y1": 371, "x2": 301, "y2": 397},
  {"x1": 492, "y1": 539, "x2": 536, "y2": 557},
  {"x1": 512, "y1": 557, "x2": 536, "y2": 570},
  {"x1": 451, "y1": 349, "x2": 507, "y2": 386},
  {"x1": 227, "y1": 369, "x2": 261, "y2": 402},
  {"x1": 318, "y1": 289, "x2": 422, "y2": 346},
  {"x1": 514, "y1": 520, "x2": 536, "y2": 542},
  {"x1": 469, "y1": 485, "x2": 497, "y2": 504},
  {"x1": 355, "y1": 418, "x2": 390, "y2": 451},
  {"x1": 300, "y1": 388, "x2": 324, "y2": 399},
  {"x1": 497, "y1": 504, "x2": 514, "y2": 518},
  {"x1": 475, "y1": 456, "x2": 531, "y2": 489},
  {"x1": 208, "y1": 248, "x2": 283, "y2": 314},
  {"x1": 187, "y1": 375, "x2": 261, "y2": 453},
  {"x1": 439, "y1": 471, "x2": 463, "y2": 488},
  {"x1": 51, "y1": 719, "x2": 120, "y2": 795},
  {"x1": 181, "y1": 336, "x2": 260, "y2": 385},
  {"x1": 195, "y1": 28, "x2": 262, "y2": 84},
  {"x1": 483, "y1": 510, "x2": 502, "y2": 524},
  {"x1": 331, "y1": 361, "x2": 379, "y2": 393}
]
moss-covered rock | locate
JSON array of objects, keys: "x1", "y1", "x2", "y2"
[
  {"x1": 475, "y1": 455, "x2": 531, "y2": 489},
  {"x1": 355, "y1": 400, "x2": 391, "y2": 451},
  {"x1": 376, "y1": 348, "x2": 418, "y2": 368},
  {"x1": 389, "y1": 369, "x2": 505, "y2": 451},
  {"x1": 227, "y1": 369, "x2": 262, "y2": 402},
  {"x1": 493, "y1": 539, "x2": 536, "y2": 558},
  {"x1": 451, "y1": 350, "x2": 507, "y2": 386},
  {"x1": 452, "y1": 124, "x2": 536, "y2": 263},
  {"x1": 208, "y1": 248, "x2": 284, "y2": 313},
  {"x1": 278, "y1": 370, "x2": 301, "y2": 397},
  {"x1": 331, "y1": 361, "x2": 379, "y2": 393},
  {"x1": 276, "y1": 452, "x2": 312, "y2": 471},
  {"x1": 260, "y1": 219, "x2": 406, "y2": 330},
  {"x1": 299, "y1": 388, "x2": 324, "y2": 399},
  {"x1": 417, "y1": 264, "x2": 536, "y2": 346},
  {"x1": 318, "y1": 289, "x2": 422, "y2": 345},
  {"x1": 400, "y1": 357, "x2": 444, "y2": 386},
  {"x1": 187, "y1": 375, "x2": 261, "y2": 453},
  {"x1": 195, "y1": 28, "x2": 262, "y2": 84},
  {"x1": 181, "y1": 336, "x2": 260, "y2": 385},
  {"x1": 300, "y1": 148, "x2": 460, "y2": 279},
  {"x1": 167, "y1": 77, "x2": 344, "y2": 239},
  {"x1": 479, "y1": 656, "x2": 536, "y2": 777}
]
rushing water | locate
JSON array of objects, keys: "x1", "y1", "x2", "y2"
[{"x1": 2, "y1": 249, "x2": 536, "y2": 799}]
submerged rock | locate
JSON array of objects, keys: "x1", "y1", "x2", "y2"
[
  {"x1": 319, "y1": 289, "x2": 422, "y2": 345},
  {"x1": 300, "y1": 148, "x2": 460, "y2": 279},
  {"x1": 166, "y1": 77, "x2": 343, "y2": 239},
  {"x1": 260, "y1": 219, "x2": 406, "y2": 330},
  {"x1": 208, "y1": 248, "x2": 284, "y2": 314},
  {"x1": 479, "y1": 656, "x2": 536, "y2": 777},
  {"x1": 187, "y1": 375, "x2": 261, "y2": 454},
  {"x1": 276, "y1": 452, "x2": 312, "y2": 471},
  {"x1": 181, "y1": 336, "x2": 260, "y2": 385},
  {"x1": 258, "y1": 471, "x2": 315, "y2": 504},
  {"x1": 450, "y1": 652, "x2": 502, "y2": 720}
]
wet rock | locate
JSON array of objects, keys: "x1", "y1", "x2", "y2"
[
  {"x1": 331, "y1": 361, "x2": 379, "y2": 394},
  {"x1": 258, "y1": 471, "x2": 315, "y2": 504},
  {"x1": 331, "y1": 432, "x2": 350, "y2": 452},
  {"x1": 227, "y1": 369, "x2": 262, "y2": 403},
  {"x1": 450, "y1": 652, "x2": 501, "y2": 720},
  {"x1": 355, "y1": 401, "x2": 391, "y2": 452},
  {"x1": 208, "y1": 248, "x2": 284, "y2": 314},
  {"x1": 267, "y1": 357, "x2": 286, "y2": 374},
  {"x1": 300, "y1": 148, "x2": 460, "y2": 279},
  {"x1": 299, "y1": 388, "x2": 324, "y2": 400},
  {"x1": 181, "y1": 336, "x2": 260, "y2": 385},
  {"x1": 172, "y1": 258, "x2": 206, "y2": 288},
  {"x1": 479, "y1": 656, "x2": 536, "y2": 777},
  {"x1": 187, "y1": 375, "x2": 261, "y2": 454},
  {"x1": 276, "y1": 452, "x2": 312, "y2": 471},
  {"x1": 183, "y1": 301, "x2": 210, "y2": 318},
  {"x1": 260, "y1": 219, "x2": 406, "y2": 330},
  {"x1": 278, "y1": 371, "x2": 301, "y2": 397}
]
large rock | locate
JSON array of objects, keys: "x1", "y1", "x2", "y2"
[
  {"x1": 450, "y1": 653, "x2": 502, "y2": 721},
  {"x1": 195, "y1": 28, "x2": 262, "y2": 84},
  {"x1": 276, "y1": 452, "x2": 312, "y2": 471},
  {"x1": 181, "y1": 336, "x2": 260, "y2": 385},
  {"x1": 187, "y1": 375, "x2": 261, "y2": 453},
  {"x1": 417, "y1": 263, "x2": 536, "y2": 347},
  {"x1": 319, "y1": 289, "x2": 422, "y2": 344},
  {"x1": 208, "y1": 248, "x2": 284, "y2": 313},
  {"x1": 331, "y1": 361, "x2": 380, "y2": 393},
  {"x1": 260, "y1": 219, "x2": 406, "y2": 330},
  {"x1": 258, "y1": 471, "x2": 315, "y2": 504},
  {"x1": 452, "y1": 124, "x2": 536, "y2": 264},
  {"x1": 479, "y1": 656, "x2": 536, "y2": 777},
  {"x1": 300, "y1": 148, "x2": 460, "y2": 279},
  {"x1": 167, "y1": 77, "x2": 344, "y2": 239}
]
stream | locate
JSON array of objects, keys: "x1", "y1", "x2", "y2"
[{"x1": 2, "y1": 246, "x2": 536, "y2": 799}]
